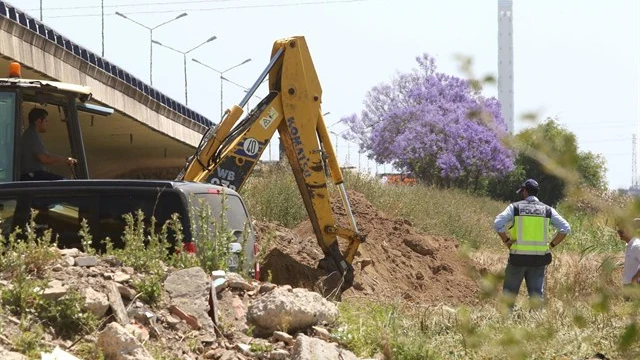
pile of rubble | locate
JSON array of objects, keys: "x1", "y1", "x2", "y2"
[{"x1": 0, "y1": 248, "x2": 376, "y2": 360}]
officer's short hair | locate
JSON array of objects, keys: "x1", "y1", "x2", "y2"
[{"x1": 28, "y1": 108, "x2": 48, "y2": 125}]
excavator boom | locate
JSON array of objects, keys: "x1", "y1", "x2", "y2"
[{"x1": 177, "y1": 36, "x2": 364, "y2": 292}]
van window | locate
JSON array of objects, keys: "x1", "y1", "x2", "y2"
[
  {"x1": 97, "y1": 191, "x2": 186, "y2": 249},
  {"x1": 192, "y1": 193, "x2": 250, "y2": 232},
  {"x1": 0, "y1": 198, "x2": 17, "y2": 236},
  {"x1": 0, "y1": 92, "x2": 16, "y2": 183},
  {"x1": 29, "y1": 196, "x2": 93, "y2": 249}
]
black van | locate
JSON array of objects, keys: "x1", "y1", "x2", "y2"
[{"x1": 0, "y1": 180, "x2": 256, "y2": 275}]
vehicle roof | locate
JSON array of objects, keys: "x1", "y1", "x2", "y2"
[
  {"x1": 0, "y1": 78, "x2": 92, "y2": 99},
  {"x1": 0, "y1": 179, "x2": 240, "y2": 196}
]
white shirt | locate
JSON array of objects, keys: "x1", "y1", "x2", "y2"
[{"x1": 623, "y1": 238, "x2": 640, "y2": 285}]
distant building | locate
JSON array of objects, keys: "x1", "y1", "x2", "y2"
[{"x1": 498, "y1": 0, "x2": 515, "y2": 134}]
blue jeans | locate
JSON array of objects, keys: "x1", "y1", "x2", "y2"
[{"x1": 503, "y1": 263, "x2": 546, "y2": 303}]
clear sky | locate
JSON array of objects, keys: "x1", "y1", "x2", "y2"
[{"x1": 10, "y1": 0, "x2": 640, "y2": 190}]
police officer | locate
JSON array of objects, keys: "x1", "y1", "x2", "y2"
[{"x1": 493, "y1": 179, "x2": 571, "y2": 308}]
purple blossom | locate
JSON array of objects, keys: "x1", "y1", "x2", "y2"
[{"x1": 342, "y1": 54, "x2": 515, "y2": 186}]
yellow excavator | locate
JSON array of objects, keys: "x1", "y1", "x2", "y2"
[{"x1": 176, "y1": 36, "x2": 365, "y2": 292}]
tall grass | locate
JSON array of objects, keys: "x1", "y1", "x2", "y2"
[
  {"x1": 240, "y1": 163, "x2": 306, "y2": 228},
  {"x1": 239, "y1": 164, "x2": 640, "y2": 359}
]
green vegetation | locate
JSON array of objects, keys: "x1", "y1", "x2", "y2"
[
  {"x1": 0, "y1": 195, "x2": 253, "y2": 357},
  {"x1": 487, "y1": 118, "x2": 609, "y2": 206},
  {"x1": 0, "y1": 211, "x2": 98, "y2": 355}
]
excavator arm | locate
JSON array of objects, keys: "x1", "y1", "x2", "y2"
[{"x1": 177, "y1": 36, "x2": 364, "y2": 292}]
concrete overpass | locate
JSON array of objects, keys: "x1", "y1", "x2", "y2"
[{"x1": 0, "y1": 1, "x2": 215, "y2": 179}]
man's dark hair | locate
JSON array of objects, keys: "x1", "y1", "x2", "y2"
[{"x1": 28, "y1": 108, "x2": 48, "y2": 125}]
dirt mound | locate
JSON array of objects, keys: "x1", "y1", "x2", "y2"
[{"x1": 255, "y1": 191, "x2": 479, "y2": 305}]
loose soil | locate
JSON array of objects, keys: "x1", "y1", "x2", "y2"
[{"x1": 255, "y1": 191, "x2": 479, "y2": 305}]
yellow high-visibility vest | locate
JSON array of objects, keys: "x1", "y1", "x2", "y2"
[{"x1": 508, "y1": 200, "x2": 551, "y2": 255}]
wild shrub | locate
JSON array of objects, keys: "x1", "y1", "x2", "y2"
[{"x1": 0, "y1": 212, "x2": 97, "y2": 341}]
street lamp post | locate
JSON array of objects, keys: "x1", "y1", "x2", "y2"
[
  {"x1": 152, "y1": 36, "x2": 217, "y2": 105},
  {"x1": 192, "y1": 58, "x2": 252, "y2": 118},
  {"x1": 115, "y1": 12, "x2": 188, "y2": 86},
  {"x1": 219, "y1": 75, "x2": 263, "y2": 111},
  {"x1": 330, "y1": 131, "x2": 339, "y2": 159}
]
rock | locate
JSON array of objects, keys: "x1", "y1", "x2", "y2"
[
  {"x1": 203, "y1": 349, "x2": 218, "y2": 359},
  {"x1": 232, "y1": 295, "x2": 246, "y2": 320},
  {"x1": 226, "y1": 272, "x2": 253, "y2": 291},
  {"x1": 117, "y1": 284, "x2": 137, "y2": 300},
  {"x1": 272, "y1": 331, "x2": 294, "y2": 346},
  {"x1": 247, "y1": 287, "x2": 339, "y2": 335},
  {"x1": 40, "y1": 346, "x2": 82, "y2": 360},
  {"x1": 59, "y1": 248, "x2": 80, "y2": 257},
  {"x1": 169, "y1": 305, "x2": 202, "y2": 330},
  {"x1": 42, "y1": 280, "x2": 68, "y2": 301},
  {"x1": 402, "y1": 236, "x2": 436, "y2": 257},
  {"x1": 97, "y1": 323, "x2": 154, "y2": 360},
  {"x1": 82, "y1": 287, "x2": 110, "y2": 318},
  {"x1": 259, "y1": 283, "x2": 277, "y2": 294},
  {"x1": 74, "y1": 256, "x2": 98, "y2": 267},
  {"x1": 113, "y1": 272, "x2": 131, "y2": 283},
  {"x1": 102, "y1": 256, "x2": 124, "y2": 267},
  {"x1": 164, "y1": 314, "x2": 182, "y2": 327},
  {"x1": 51, "y1": 264, "x2": 64, "y2": 272},
  {"x1": 236, "y1": 343, "x2": 252, "y2": 356},
  {"x1": 164, "y1": 267, "x2": 214, "y2": 330},
  {"x1": 124, "y1": 323, "x2": 150, "y2": 343},
  {"x1": 106, "y1": 281, "x2": 130, "y2": 325},
  {"x1": 213, "y1": 278, "x2": 228, "y2": 293},
  {"x1": 311, "y1": 326, "x2": 330, "y2": 341},
  {"x1": 270, "y1": 349, "x2": 291, "y2": 360},
  {"x1": 0, "y1": 345, "x2": 28, "y2": 360},
  {"x1": 352, "y1": 281, "x2": 365, "y2": 291},
  {"x1": 291, "y1": 334, "x2": 359, "y2": 360},
  {"x1": 211, "y1": 270, "x2": 226, "y2": 280},
  {"x1": 359, "y1": 258, "x2": 374, "y2": 271},
  {"x1": 63, "y1": 256, "x2": 75, "y2": 266}
]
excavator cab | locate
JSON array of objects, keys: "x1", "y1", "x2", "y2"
[{"x1": 0, "y1": 62, "x2": 113, "y2": 183}]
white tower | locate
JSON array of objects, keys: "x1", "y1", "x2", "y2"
[{"x1": 498, "y1": 0, "x2": 515, "y2": 134}]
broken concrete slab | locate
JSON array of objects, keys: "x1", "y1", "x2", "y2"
[
  {"x1": 269, "y1": 349, "x2": 290, "y2": 360},
  {"x1": 0, "y1": 345, "x2": 27, "y2": 360},
  {"x1": 97, "y1": 323, "x2": 154, "y2": 360},
  {"x1": 272, "y1": 331, "x2": 294, "y2": 346},
  {"x1": 117, "y1": 284, "x2": 137, "y2": 300},
  {"x1": 226, "y1": 272, "x2": 253, "y2": 291},
  {"x1": 164, "y1": 267, "x2": 214, "y2": 331},
  {"x1": 74, "y1": 256, "x2": 98, "y2": 267},
  {"x1": 40, "y1": 346, "x2": 82, "y2": 360},
  {"x1": 59, "y1": 248, "x2": 80, "y2": 257},
  {"x1": 259, "y1": 283, "x2": 277, "y2": 294},
  {"x1": 291, "y1": 334, "x2": 359, "y2": 360},
  {"x1": 42, "y1": 280, "x2": 68, "y2": 301},
  {"x1": 169, "y1": 305, "x2": 201, "y2": 330},
  {"x1": 311, "y1": 326, "x2": 331, "y2": 341},
  {"x1": 247, "y1": 287, "x2": 338, "y2": 335},
  {"x1": 106, "y1": 281, "x2": 129, "y2": 325},
  {"x1": 82, "y1": 287, "x2": 110, "y2": 318},
  {"x1": 211, "y1": 270, "x2": 226, "y2": 280}
]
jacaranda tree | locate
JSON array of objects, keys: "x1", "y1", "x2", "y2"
[{"x1": 342, "y1": 54, "x2": 515, "y2": 190}]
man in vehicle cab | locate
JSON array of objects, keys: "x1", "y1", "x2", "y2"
[{"x1": 20, "y1": 108, "x2": 77, "y2": 181}]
